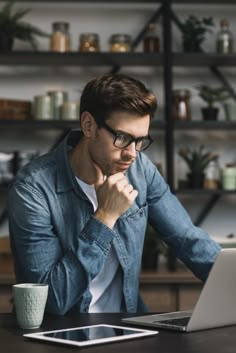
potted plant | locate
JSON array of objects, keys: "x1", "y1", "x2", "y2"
[
  {"x1": 178, "y1": 145, "x2": 218, "y2": 189},
  {"x1": 196, "y1": 85, "x2": 230, "y2": 121},
  {"x1": 178, "y1": 15, "x2": 214, "y2": 52},
  {"x1": 0, "y1": 1, "x2": 49, "y2": 51}
]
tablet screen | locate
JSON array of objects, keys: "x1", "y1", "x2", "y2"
[
  {"x1": 43, "y1": 326, "x2": 144, "y2": 341},
  {"x1": 24, "y1": 324, "x2": 158, "y2": 347}
]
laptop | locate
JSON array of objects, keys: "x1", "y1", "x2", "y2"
[{"x1": 123, "y1": 248, "x2": 236, "y2": 332}]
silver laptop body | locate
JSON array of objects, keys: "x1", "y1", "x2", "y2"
[{"x1": 123, "y1": 248, "x2": 236, "y2": 332}]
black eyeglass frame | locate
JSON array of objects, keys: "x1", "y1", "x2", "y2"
[{"x1": 97, "y1": 120, "x2": 153, "y2": 151}]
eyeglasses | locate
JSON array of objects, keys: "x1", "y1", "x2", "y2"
[{"x1": 98, "y1": 120, "x2": 153, "y2": 151}]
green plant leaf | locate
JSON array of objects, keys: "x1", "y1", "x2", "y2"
[
  {"x1": 11, "y1": 8, "x2": 31, "y2": 23},
  {"x1": 179, "y1": 145, "x2": 218, "y2": 173},
  {"x1": 0, "y1": 1, "x2": 49, "y2": 49},
  {"x1": 196, "y1": 85, "x2": 232, "y2": 107}
]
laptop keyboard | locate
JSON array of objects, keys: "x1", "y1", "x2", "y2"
[{"x1": 154, "y1": 316, "x2": 190, "y2": 327}]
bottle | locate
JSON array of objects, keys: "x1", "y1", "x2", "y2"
[
  {"x1": 216, "y1": 18, "x2": 233, "y2": 54},
  {"x1": 143, "y1": 23, "x2": 160, "y2": 53},
  {"x1": 50, "y1": 22, "x2": 71, "y2": 52},
  {"x1": 172, "y1": 89, "x2": 191, "y2": 120}
]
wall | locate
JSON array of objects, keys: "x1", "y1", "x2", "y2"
[{"x1": 0, "y1": 1, "x2": 236, "y2": 239}]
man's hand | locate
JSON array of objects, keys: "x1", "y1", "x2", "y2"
[{"x1": 94, "y1": 164, "x2": 138, "y2": 229}]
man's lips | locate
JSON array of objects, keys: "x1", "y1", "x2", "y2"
[{"x1": 117, "y1": 162, "x2": 132, "y2": 169}]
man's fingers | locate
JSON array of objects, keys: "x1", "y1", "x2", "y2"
[
  {"x1": 129, "y1": 189, "x2": 138, "y2": 201},
  {"x1": 124, "y1": 184, "x2": 134, "y2": 194},
  {"x1": 108, "y1": 172, "x2": 127, "y2": 184}
]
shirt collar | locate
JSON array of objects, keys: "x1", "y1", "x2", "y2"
[{"x1": 55, "y1": 129, "x2": 84, "y2": 194}]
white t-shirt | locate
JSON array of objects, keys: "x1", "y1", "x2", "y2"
[{"x1": 76, "y1": 177, "x2": 123, "y2": 312}]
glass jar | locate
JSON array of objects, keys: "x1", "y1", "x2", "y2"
[
  {"x1": 79, "y1": 33, "x2": 100, "y2": 52},
  {"x1": 34, "y1": 95, "x2": 52, "y2": 120},
  {"x1": 61, "y1": 102, "x2": 80, "y2": 120},
  {"x1": 204, "y1": 159, "x2": 220, "y2": 190},
  {"x1": 109, "y1": 34, "x2": 132, "y2": 52},
  {"x1": 172, "y1": 89, "x2": 191, "y2": 120},
  {"x1": 50, "y1": 22, "x2": 71, "y2": 52},
  {"x1": 47, "y1": 90, "x2": 68, "y2": 120}
]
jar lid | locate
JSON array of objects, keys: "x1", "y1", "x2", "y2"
[
  {"x1": 80, "y1": 33, "x2": 99, "y2": 42},
  {"x1": 52, "y1": 22, "x2": 70, "y2": 32},
  {"x1": 109, "y1": 34, "x2": 132, "y2": 44},
  {"x1": 147, "y1": 23, "x2": 157, "y2": 32},
  {"x1": 220, "y1": 18, "x2": 229, "y2": 27},
  {"x1": 34, "y1": 95, "x2": 51, "y2": 101}
]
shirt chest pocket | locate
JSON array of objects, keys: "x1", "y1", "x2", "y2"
[
  {"x1": 121, "y1": 202, "x2": 148, "y2": 237},
  {"x1": 124, "y1": 202, "x2": 148, "y2": 221}
]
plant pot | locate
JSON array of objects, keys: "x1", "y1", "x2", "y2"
[
  {"x1": 187, "y1": 172, "x2": 205, "y2": 189},
  {"x1": 201, "y1": 107, "x2": 219, "y2": 121},
  {"x1": 0, "y1": 33, "x2": 14, "y2": 52},
  {"x1": 182, "y1": 38, "x2": 201, "y2": 52}
]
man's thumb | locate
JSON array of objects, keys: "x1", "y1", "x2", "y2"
[{"x1": 94, "y1": 162, "x2": 106, "y2": 189}]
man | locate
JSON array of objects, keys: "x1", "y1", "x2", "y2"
[{"x1": 8, "y1": 73, "x2": 220, "y2": 315}]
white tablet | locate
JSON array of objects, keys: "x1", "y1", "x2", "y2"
[{"x1": 24, "y1": 324, "x2": 158, "y2": 347}]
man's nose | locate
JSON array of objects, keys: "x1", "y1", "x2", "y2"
[{"x1": 123, "y1": 141, "x2": 137, "y2": 158}]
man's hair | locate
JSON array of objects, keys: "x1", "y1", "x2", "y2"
[{"x1": 79, "y1": 73, "x2": 157, "y2": 124}]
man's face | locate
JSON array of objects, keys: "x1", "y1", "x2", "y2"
[{"x1": 89, "y1": 112, "x2": 150, "y2": 176}]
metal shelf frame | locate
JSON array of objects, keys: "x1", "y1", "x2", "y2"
[
  {"x1": 0, "y1": 0, "x2": 236, "y2": 227},
  {"x1": 0, "y1": 52, "x2": 164, "y2": 67},
  {"x1": 174, "y1": 121, "x2": 236, "y2": 130},
  {"x1": 0, "y1": 0, "x2": 235, "y2": 3}
]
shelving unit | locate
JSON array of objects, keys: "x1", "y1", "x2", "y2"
[
  {"x1": 0, "y1": 0, "x2": 235, "y2": 312},
  {"x1": 161, "y1": 3, "x2": 236, "y2": 235},
  {"x1": 0, "y1": 1, "x2": 236, "y2": 223},
  {"x1": 0, "y1": 1, "x2": 235, "y2": 229}
]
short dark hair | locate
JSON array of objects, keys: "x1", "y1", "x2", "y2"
[{"x1": 79, "y1": 73, "x2": 157, "y2": 124}]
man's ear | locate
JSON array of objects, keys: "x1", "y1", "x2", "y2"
[{"x1": 80, "y1": 112, "x2": 96, "y2": 137}]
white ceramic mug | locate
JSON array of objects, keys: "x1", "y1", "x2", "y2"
[{"x1": 13, "y1": 283, "x2": 48, "y2": 330}]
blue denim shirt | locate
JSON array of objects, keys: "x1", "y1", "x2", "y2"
[{"x1": 8, "y1": 130, "x2": 220, "y2": 315}]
